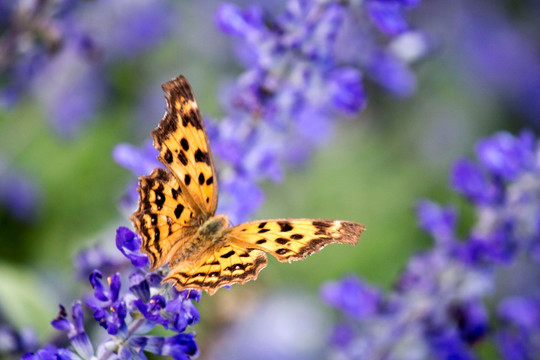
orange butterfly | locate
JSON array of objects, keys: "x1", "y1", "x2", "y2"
[{"x1": 131, "y1": 75, "x2": 365, "y2": 295}]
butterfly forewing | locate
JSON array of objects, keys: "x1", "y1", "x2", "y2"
[
  {"x1": 152, "y1": 76, "x2": 218, "y2": 217},
  {"x1": 131, "y1": 168, "x2": 200, "y2": 270},
  {"x1": 227, "y1": 219, "x2": 365, "y2": 262}
]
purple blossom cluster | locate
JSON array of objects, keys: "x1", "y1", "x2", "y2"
[
  {"x1": 22, "y1": 227, "x2": 199, "y2": 360},
  {"x1": 457, "y1": 1, "x2": 540, "y2": 125},
  {"x1": 0, "y1": 325, "x2": 39, "y2": 358},
  {"x1": 321, "y1": 131, "x2": 540, "y2": 359},
  {"x1": 0, "y1": 0, "x2": 174, "y2": 137},
  {"x1": 116, "y1": 0, "x2": 426, "y2": 224},
  {"x1": 0, "y1": 0, "x2": 174, "y2": 220}
]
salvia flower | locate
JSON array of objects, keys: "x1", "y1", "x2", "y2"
[
  {"x1": 0, "y1": 325, "x2": 39, "y2": 359},
  {"x1": 24, "y1": 227, "x2": 199, "y2": 360},
  {"x1": 116, "y1": 0, "x2": 425, "y2": 223},
  {"x1": 51, "y1": 302, "x2": 94, "y2": 359},
  {"x1": 322, "y1": 131, "x2": 540, "y2": 359},
  {"x1": 1, "y1": 0, "x2": 176, "y2": 137}
]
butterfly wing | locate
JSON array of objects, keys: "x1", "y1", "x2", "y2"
[
  {"x1": 163, "y1": 219, "x2": 363, "y2": 294},
  {"x1": 131, "y1": 168, "x2": 201, "y2": 270},
  {"x1": 152, "y1": 75, "x2": 218, "y2": 217},
  {"x1": 226, "y1": 219, "x2": 365, "y2": 262},
  {"x1": 163, "y1": 244, "x2": 268, "y2": 295}
]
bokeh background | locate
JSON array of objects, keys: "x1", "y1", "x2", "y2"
[{"x1": 1, "y1": 0, "x2": 538, "y2": 359}]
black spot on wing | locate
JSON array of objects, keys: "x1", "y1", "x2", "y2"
[
  {"x1": 220, "y1": 250, "x2": 235, "y2": 259},
  {"x1": 178, "y1": 151, "x2": 188, "y2": 166},
  {"x1": 155, "y1": 191, "x2": 165, "y2": 210},
  {"x1": 174, "y1": 204, "x2": 184, "y2": 219},
  {"x1": 225, "y1": 264, "x2": 246, "y2": 272},
  {"x1": 181, "y1": 138, "x2": 189, "y2": 151},
  {"x1": 278, "y1": 221, "x2": 293, "y2": 232},
  {"x1": 164, "y1": 149, "x2": 173, "y2": 164},
  {"x1": 313, "y1": 220, "x2": 332, "y2": 236},
  {"x1": 194, "y1": 149, "x2": 210, "y2": 164}
]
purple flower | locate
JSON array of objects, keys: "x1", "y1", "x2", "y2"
[
  {"x1": 451, "y1": 158, "x2": 501, "y2": 204},
  {"x1": 496, "y1": 297, "x2": 540, "y2": 360},
  {"x1": 1, "y1": 0, "x2": 177, "y2": 137},
  {"x1": 128, "y1": 271, "x2": 151, "y2": 303},
  {"x1": 51, "y1": 302, "x2": 94, "y2": 359},
  {"x1": 327, "y1": 68, "x2": 367, "y2": 114},
  {"x1": 29, "y1": 223, "x2": 200, "y2": 359},
  {"x1": 416, "y1": 200, "x2": 457, "y2": 246},
  {"x1": 215, "y1": 3, "x2": 264, "y2": 38},
  {"x1": 134, "y1": 295, "x2": 169, "y2": 328},
  {"x1": 460, "y1": 2, "x2": 540, "y2": 123},
  {"x1": 321, "y1": 275, "x2": 381, "y2": 320},
  {"x1": 365, "y1": 50, "x2": 417, "y2": 97},
  {"x1": 86, "y1": 271, "x2": 127, "y2": 335},
  {"x1": 22, "y1": 346, "x2": 79, "y2": 360},
  {"x1": 498, "y1": 297, "x2": 539, "y2": 332},
  {"x1": 448, "y1": 300, "x2": 489, "y2": 344},
  {"x1": 475, "y1": 131, "x2": 534, "y2": 181},
  {"x1": 322, "y1": 131, "x2": 540, "y2": 359},
  {"x1": 0, "y1": 325, "x2": 38, "y2": 358},
  {"x1": 116, "y1": 227, "x2": 149, "y2": 268},
  {"x1": 366, "y1": 1, "x2": 411, "y2": 35},
  {"x1": 130, "y1": 334, "x2": 198, "y2": 360},
  {"x1": 119, "y1": 0, "x2": 425, "y2": 225},
  {"x1": 113, "y1": 141, "x2": 161, "y2": 178},
  {"x1": 425, "y1": 326, "x2": 476, "y2": 360}
]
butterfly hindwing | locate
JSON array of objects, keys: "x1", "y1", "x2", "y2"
[
  {"x1": 131, "y1": 168, "x2": 200, "y2": 270},
  {"x1": 163, "y1": 245, "x2": 268, "y2": 295},
  {"x1": 152, "y1": 75, "x2": 218, "y2": 217},
  {"x1": 227, "y1": 219, "x2": 365, "y2": 262}
]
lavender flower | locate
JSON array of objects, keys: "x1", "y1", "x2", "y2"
[
  {"x1": 1, "y1": 0, "x2": 176, "y2": 137},
  {"x1": 0, "y1": 325, "x2": 38, "y2": 359},
  {"x1": 117, "y1": 0, "x2": 425, "y2": 223},
  {"x1": 322, "y1": 131, "x2": 540, "y2": 359},
  {"x1": 459, "y1": 1, "x2": 540, "y2": 125},
  {"x1": 24, "y1": 227, "x2": 199, "y2": 360},
  {"x1": 496, "y1": 296, "x2": 540, "y2": 359}
]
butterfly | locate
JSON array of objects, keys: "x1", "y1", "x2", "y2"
[{"x1": 130, "y1": 75, "x2": 365, "y2": 295}]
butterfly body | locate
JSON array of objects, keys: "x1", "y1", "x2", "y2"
[
  {"x1": 176, "y1": 215, "x2": 230, "y2": 262},
  {"x1": 131, "y1": 75, "x2": 365, "y2": 295},
  {"x1": 198, "y1": 214, "x2": 230, "y2": 241}
]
